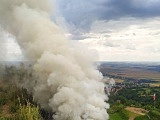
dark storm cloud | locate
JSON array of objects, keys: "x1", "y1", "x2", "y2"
[
  {"x1": 105, "y1": 0, "x2": 160, "y2": 18},
  {"x1": 55, "y1": 0, "x2": 160, "y2": 31}
]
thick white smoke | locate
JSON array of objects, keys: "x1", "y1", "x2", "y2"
[
  {"x1": 0, "y1": 0, "x2": 109, "y2": 119},
  {"x1": 0, "y1": 27, "x2": 7, "y2": 61}
]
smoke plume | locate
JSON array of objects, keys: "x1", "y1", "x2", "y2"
[{"x1": 0, "y1": 0, "x2": 109, "y2": 119}]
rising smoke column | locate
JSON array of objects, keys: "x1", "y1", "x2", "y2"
[{"x1": 0, "y1": 0, "x2": 109, "y2": 119}]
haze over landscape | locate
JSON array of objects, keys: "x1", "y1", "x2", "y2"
[{"x1": 0, "y1": 0, "x2": 160, "y2": 62}]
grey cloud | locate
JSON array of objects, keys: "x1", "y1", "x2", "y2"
[
  {"x1": 54, "y1": 0, "x2": 109, "y2": 31},
  {"x1": 71, "y1": 34, "x2": 90, "y2": 40},
  {"x1": 106, "y1": 0, "x2": 160, "y2": 18},
  {"x1": 55, "y1": 0, "x2": 160, "y2": 32}
]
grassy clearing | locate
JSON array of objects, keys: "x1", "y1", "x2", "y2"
[
  {"x1": 108, "y1": 103, "x2": 150, "y2": 120},
  {"x1": 109, "y1": 107, "x2": 147, "y2": 120},
  {"x1": 125, "y1": 107, "x2": 148, "y2": 116},
  {"x1": 126, "y1": 110, "x2": 141, "y2": 120},
  {"x1": 150, "y1": 83, "x2": 160, "y2": 87},
  {"x1": 114, "y1": 78, "x2": 124, "y2": 83}
]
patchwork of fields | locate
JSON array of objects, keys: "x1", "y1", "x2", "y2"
[{"x1": 99, "y1": 62, "x2": 160, "y2": 85}]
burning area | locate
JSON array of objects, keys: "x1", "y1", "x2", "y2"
[{"x1": 0, "y1": 0, "x2": 109, "y2": 119}]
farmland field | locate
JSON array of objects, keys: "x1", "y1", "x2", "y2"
[{"x1": 99, "y1": 62, "x2": 160, "y2": 84}]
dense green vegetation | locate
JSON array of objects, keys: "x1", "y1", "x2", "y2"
[
  {"x1": 109, "y1": 86, "x2": 160, "y2": 110},
  {"x1": 0, "y1": 84, "x2": 42, "y2": 120},
  {"x1": 108, "y1": 85, "x2": 160, "y2": 120},
  {"x1": 108, "y1": 103, "x2": 129, "y2": 120},
  {"x1": 134, "y1": 115, "x2": 150, "y2": 120}
]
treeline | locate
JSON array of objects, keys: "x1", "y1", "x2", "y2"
[{"x1": 106, "y1": 74, "x2": 158, "y2": 84}]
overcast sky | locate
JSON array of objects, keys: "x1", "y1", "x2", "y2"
[
  {"x1": 54, "y1": 0, "x2": 160, "y2": 61},
  {"x1": 1, "y1": 0, "x2": 160, "y2": 61}
]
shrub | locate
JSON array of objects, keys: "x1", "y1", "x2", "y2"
[
  {"x1": 15, "y1": 101, "x2": 42, "y2": 120},
  {"x1": 0, "y1": 98, "x2": 6, "y2": 106},
  {"x1": 148, "y1": 110, "x2": 160, "y2": 120}
]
